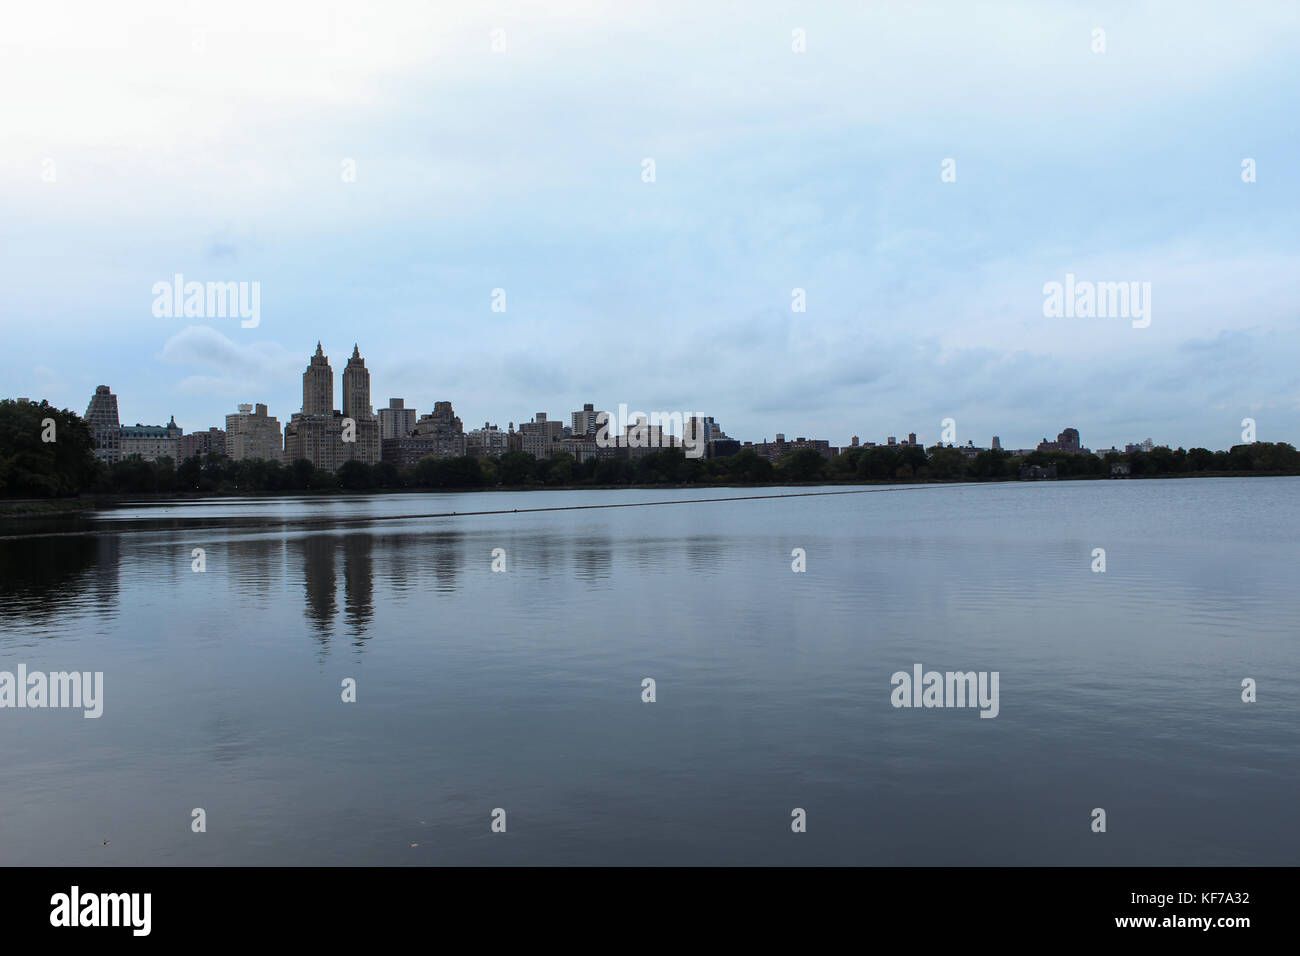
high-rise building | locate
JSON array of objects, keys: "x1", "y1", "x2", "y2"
[
  {"x1": 571, "y1": 403, "x2": 598, "y2": 436},
  {"x1": 466, "y1": 422, "x2": 510, "y2": 458},
  {"x1": 120, "y1": 416, "x2": 182, "y2": 462},
  {"x1": 302, "y1": 342, "x2": 333, "y2": 416},
  {"x1": 342, "y1": 346, "x2": 374, "y2": 423},
  {"x1": 339, "y1": 345, "x2": 380, "y2": 464},
  {"x1": 991, "y1": 436, "x2": 1002, "y2": 450},
  {"x1": 84, "y1": 385, "x2": 121, "y2": 464},
  {"x1": 382, "y1": 400, "x2": 466, "y2": 467},
  {"x1": 180, "y1": 427, "x2": 226, "y2": 461},
  {"x1": 519, "y1": 412, "x2": 564, "y2": 459},
  {"x1": 283, "y1": 344, "x2": 380, "y2": 469},
  {"x1": 685, "y1": 415, "x2": 717, "y2": 443},
  {"x1": 379, "y1": 398, "x2": 417, "y2": 440},
  {"x1": 225, "y1": 403, "x2": 283, "y2": 462}
]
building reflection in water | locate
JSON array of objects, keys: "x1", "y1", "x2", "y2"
[
  {"x1": 296, "y1": 535, "x2": 338, "y2": 654},
  {"x1": 225, "y1": 534, "x2": 285, "y2": 604},
  {"x1": 683, "y1": 535, "x2": 725, "y2": 576},
  {"x1": 342, "y1": 533, "x2": 374, "y2": 648},
  {"x1": 293, "y1": 530, "x2": 467, "y2": 654},
  {"x1": 572, "y1": 534, "x2": 614, "y2": 585}
]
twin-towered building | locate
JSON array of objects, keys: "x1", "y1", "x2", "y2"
[{"x1": 283, "y1": 343, "x2": 380, "y2": 469}]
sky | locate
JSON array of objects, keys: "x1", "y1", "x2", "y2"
[{"x1": 2, "y1": 0, "x2": 1298, "y2": 452}]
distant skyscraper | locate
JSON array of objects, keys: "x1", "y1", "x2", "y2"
[
  {"x1": 379, "y1": 398, "x2": 417, "y2": 440},
  {"x1": 284, "y1": 344, "x2": 379, "y2": 469},
  {"x1": 571, "y1": 403, "x2": 598, "y2": 436},
  {"x1": 84, "y1": 385, "x2": 121, "y2": 464},
  {"x1": 302, "y1": 342, "x2": 333, "y2": 416},
  {"x1": 342, "y1": 345, "x2": 374, "y2": 423},
  {"x1": 225, "y1": 403, "x2": 282, "y2": 462},
  {"x1": 991, "y1": 436, "x2": 1002, "y2": 450}
]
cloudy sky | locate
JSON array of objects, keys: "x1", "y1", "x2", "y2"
[{"x1": 2, "y1": 0, "x2": 1297, "y2": 451}]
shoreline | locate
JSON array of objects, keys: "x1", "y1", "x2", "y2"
[{"x1": 1, "y1": 470, "x2": 1293, "y2": 518}]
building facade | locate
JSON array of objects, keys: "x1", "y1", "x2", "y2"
[
  {"x1": 378, "y1": 398, "x2": 417, "y2": 440},
  {"x1": 571, "y1": 403, "x2": 599, "y2": 437},
  {"x1": 466, "y1": 422, "x2": 510, "y2": 458},
  {"x1": 382, "y1": 401, "x2": 466, "y2": 467},
  {"x1": 519, "y1": 412, "x2": 564, "y2": 459},
  {"x1": 120, "y1": 416, "x2": 182, "y2": 462},
  {"x1": 745, "y1": 434, "x2": 837, "y2": 463},
  {"x1": 84, "y1": 385, "x2": 122, "y2": 464},
  {"x1": 225, "y1": 403, "x2": 283, "y2": 462},
  {"x1": 1038, "y1": 427, "x2": 1083, "y2": 454},
  {"x1": 179, "y1": 427, "x2": 226, "y2": 461},
  {"x1": 560, "y1": 435, "x2": 599, "y2": 463}
]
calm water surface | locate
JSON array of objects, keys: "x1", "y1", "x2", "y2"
[{"x1": 1, "y1": 478, "x2": 1296, "y2": 865}]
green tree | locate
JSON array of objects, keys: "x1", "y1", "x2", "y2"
[
  {"x1": 0, "y1": 399, "x2": 98, "y2": 497},
  {"x1": 373, "y1": 460, "x2": 402, "y2": 488},
  {"x1": 177, "y1": 456, "x2": 203, "y2": 490},
  {"x1": 727, "y1": 449, "x2": 773, "y2": 483},
  {"x1": 924, "y1": 446, "x2": 966, "y2": 480},
  {"x1": 777, "y1": 448, "x2": 828, "y2": 481},
  {"x1": 546, "y1": 451, "x2": 575, "y2": 485},
  {"x1": 337, "y1": 459, "x2": 375, "y2": 490},
  {"x1": 497, "y1": 451, "x2": 534, "y2": 486},
  {"x1": 968, "y1": 448, "x2": 1010, "y2": 480}
]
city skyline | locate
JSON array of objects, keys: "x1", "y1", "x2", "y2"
[{"x1": 54, "y1": 338, "x2": 1258, "y2": 465}]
